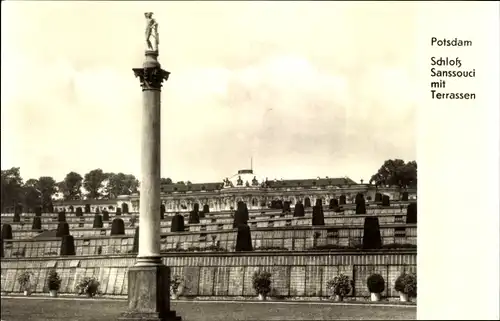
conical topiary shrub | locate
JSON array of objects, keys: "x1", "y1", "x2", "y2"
[
  {"x1": 116, "y1": 208, "x2": 122, "y2": 216},
  {"x1": 60, "y1": 235, "x2": 76, "y2": 256},
  {"x1": 0, "y1": 239, "x2": 4, "y2": 258},
  {"x1": 382, "y1": 195, "x2": 390, "y2": 207},
  {"x1": 32, "y1": 217, "x2": 42, "y2": 230},
  {"x1": 233, "y1": 202, "x2": 249, "y2": 228},
  {"x1": 304, "y1": 198, "x2": 311, "y2": 208},
  {"x1": 312, "y1": 199, "x2": 325, "y2": 226},
  {"x1": 235, "y1": 224, "x2": 253, "y2": 251},
  {"x1": 356, "y1": 195, "x2": 367, "y2": 215},
  {"x1": 58, "y1": 211, "x2": 66, "y2": 222},
  {"x1": 406, "y1": 203, "x2": 417, "y2": 224},
  {"x1": 188, "y1": 203, "x2": 200, "y2": 224},
  {"x1": 1, "y1": 224, "x2": 13, "y2": 240},
  {"x1": 95, "y1": 207, "x2": 100, "y2": 214},
  {"x1": 122, "y1": 204, "x2": 129, "y2": 214},
  {"x1": 48, "y1": 203, "x2": 54, "y2": 213},
  {"x1": 56, "y1": 222, "x2": 70, "y2": 238},
  {"x1": 14, "y1": 204, "x2": 22, "y2": 222},
  {"x1": 339, "y1": 195, "x2": 346, "y2": 205},
  {"x1": 84, "y1": 204, "x2": 91, "y2": 214},
  {"x1": 93, "y1": 214, "x2": 103, "y2": 228},
  {"x1": 160, "y1": 204, "x2": 165, "y2": 220},
  {"x1": 35, "y1": 206, "x2": 42, "y2": 217},
  {"x1": 132, "y1": 226, "x2": 139, "y2": 254},
  {"x1": 13, "y1": 208, "x2": 21, "y2": 222},
  {"x1": 375, "y1": 193, "x2": 382, "y2": 202},
  {"x1": 329, "y1": 199, "x2": 339, "y2": 210},
  {"x1": 170, "y1": 213, "x2": 185, "y2": 232},
  {"x1": 102, "y1": 210, "x2": 109, "y2": 221},
  {"x1": 355, "y1": 193, "x2": 364, "y2": 205},
  {"x1": 402, "y1": 192, "x2": 409, "y2": 201},
  {"x1": 283, "y1": 201, "x2": 291, "y2": 213},
  {"x1": 110, "y1": 218, "x2": 125, "y2": 235},
  {"x1": 203, "y1": 204, "x2": 210, "y2": 214},
  {"x1": 293, "y1": 203, "x2": 305, "y2": 217},
  {"x1": 75, "y1": 207, "x2": 83, "y2": 217},
  {"x1": 362, "y1": 217, "x2": 382, "y2": 249}
]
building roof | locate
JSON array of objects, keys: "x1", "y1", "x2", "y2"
[
  {"x1": 53, "y1": 199, "x2": 117, "y2": 206},
  {"x1": 160, "y1": 176, "x2": 357, "y2": 193}
]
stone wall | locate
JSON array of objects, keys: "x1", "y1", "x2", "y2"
[{"x1": 0, "y1": 251, "x2": 416, "y2": 299}]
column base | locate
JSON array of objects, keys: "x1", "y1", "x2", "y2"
[{"x1": 118, "y1": 258, "x2": 182, "y2": 321}]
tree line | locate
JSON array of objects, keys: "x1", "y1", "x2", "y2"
[
  {"x1": 1, "y1": 168, "x2": 140, "y2": 212},
  {"x1": 1, "y1": 159, "x2": 416, "y2": 213},
  {"x1": 369, "y1": 159, "x2": 417, "y2": 189}
]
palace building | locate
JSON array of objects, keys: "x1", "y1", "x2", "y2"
[{"x1": 53, "y1": 169, "x2": 416, "y2": 214}]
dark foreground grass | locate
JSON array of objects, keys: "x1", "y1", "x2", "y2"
[{"x1": 1, "y1": 297, "x2": 416, "y2": 321}]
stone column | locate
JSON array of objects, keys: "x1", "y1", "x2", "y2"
[{"x1": 120, "y1": 50, "x2": 181, "y2": 321}]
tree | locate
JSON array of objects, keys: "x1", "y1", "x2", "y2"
[
  {"x1": 161, "y1": 178, "x2": 173, "y2": 185},
  {"x1": 23, "y1": 179, "x2": 41, "y2": 212},
  {"x1": 83, "y1": 169, "x2": 109, "y2": 199},
  {"x1": 369, "y1": 159, "x2": 417, "y2": 189},
  {"x1": 105, "y1": 173, "x2": 139, "y2": 199},
  {"x1": 58, "y1": 172, "x2": 83, "y2": 200},
  {"x1": 1, "y1": 167, "x2": 24, "y2": 212},
  {"x1": 37, "y1": 176, "x2": 57, "y2": 210}
]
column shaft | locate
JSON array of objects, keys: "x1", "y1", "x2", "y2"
[{"x1": 138, "y1": 88, "x2": 162, "y2": 259}]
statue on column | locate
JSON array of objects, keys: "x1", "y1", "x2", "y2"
[{"x1": 145, "y1": 12, "x2": 159, "y2": 52}]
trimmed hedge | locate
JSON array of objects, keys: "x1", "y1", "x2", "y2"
[
  {"x1": 293, "y1": 203, "x2": 305, "y2": 217},
  {"x1": 132, "y1": 227, "x2": 139, "y2": 254},
  {"x1": 160, "y1": 204, "x2": 165, "y2": 220},
  {"x1": 362, "y1": 217, "x2": 382, "y2": 249},
  {"x1": 32, "y1": 217, "x2": 42, "y2": 230},
  {"x1": 233, "y1": 201, "x2": 249, "y2": 228},
  {"x1": 58, "y1": 211, "x2": 67, "y2": 222},
  {"x1": 355, "y1": 195, "x2": 367, "y2": 215},
  {"x1": 312, "y1": 199, "x2": 325, "y2": 226},
  {"x1": 170, "y1": 213, "x2": 185, "y2": 232},
  {"x1": 188, "y1": 203, "x2": 200, "y2": 224},
  {"x1": 1, "y1": 224, "x2": 13, "y2": 240},
  {"x1": 235, "y1": 224, "x2": 253, "y2": 251},
  {"x1": 93, "y1": 214, "x2": 103, "y2": 228},
  {"x1": 382, "y1": 195, "x2": 390, "y2": 206},
  {"x1": 406, "y1": 203, "x2": 417, "y2": 224},
  {"x1": 329, "y1": 198, "x2": 339, "y2": 210},
  {"x1": 282, "y1": 201, "x2": 291, "y2": 213},
  {"x1": 102, "y1": 210, "x2": 109, "y2": 221},
  {"x1": 56, "y1": 222, "x2": 70, "y2": 238},
  {"x1": 60, "y1": 235, "x2": 75, "y2": 256},
  {"x1": 110, "y1": 218, "x2": 125, "y2": 235}
]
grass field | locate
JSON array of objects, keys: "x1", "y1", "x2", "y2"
[{"x1": 1, "y1": 297, "x2": 415, "y2": 321}]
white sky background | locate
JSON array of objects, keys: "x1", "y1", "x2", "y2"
[{"x1": 1, "y1": 1, "x2": 417, "y2": 183}]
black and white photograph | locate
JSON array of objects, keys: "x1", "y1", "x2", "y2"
[{"x1": 1, "y1": 1, "x2": 498, "y2": 321}]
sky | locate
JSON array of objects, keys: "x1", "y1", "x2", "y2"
[{"x1": 1, "y1": 1, "x2": 417, "y2": 184}]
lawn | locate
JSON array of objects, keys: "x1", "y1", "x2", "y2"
[{"x1": 1, "y1": 297, "x2": 416, "y2": 321}]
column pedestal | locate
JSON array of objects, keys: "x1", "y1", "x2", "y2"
[{"x1": 119, "y1": 258, "x2": 181, "y2": 321}]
